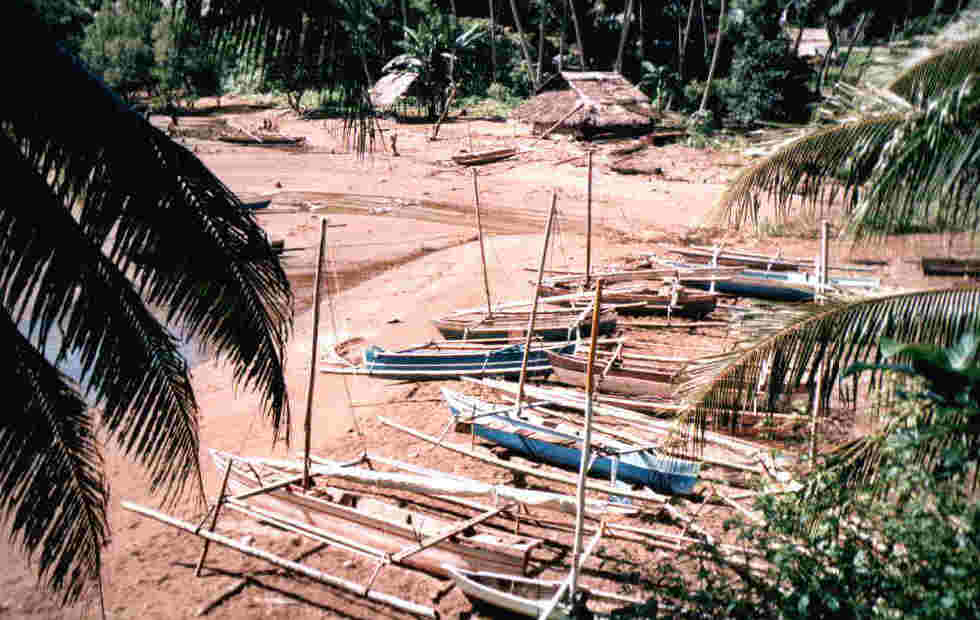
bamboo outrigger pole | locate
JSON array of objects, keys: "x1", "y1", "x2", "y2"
[
  {"x1": 304, "y1": 218, "x2": 328, "y2": 489},
  {"x1": 121, "y1": 501, "x2": 437, "y2": 618},
  {"x1": 474, "y1": 169, "x2": 493, "y2": 317},
  {"x1": 516, "y1": 194, "x2": 558, "y2": 411}
]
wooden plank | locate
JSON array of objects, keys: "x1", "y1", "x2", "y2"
[
  {"x1": 231, "y1": 474, "x2": 307, "y2": 501},
  {"x1": 391, "y1": 504, "x2": 515, "y2": 563}
]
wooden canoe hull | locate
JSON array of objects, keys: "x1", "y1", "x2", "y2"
[
  {"x1": 212, "y1": 452, "x2": 539, "y2": 576},
  {"x1": 922, "y1": 257, "x2": 980, "y2": 276},
  {"x1": 443, "y1": 391, "x2": 700, "y2": 496},
  {"x1": 681, "y1": 274, "x2": 815, "y2": 302},
  {"x1": 345, "y1": 342, "x2": 574, "y2": 379},
  {"x1": 446, "y1": 566, "x2": 571, "y2": 619},
  {"x1": 537, "y1": 284, "x2": 717, "y2": 318},
  {"x1": 433, "y1": 310, "x2": 617, "y2": 342},
  {"x1": 452, "y1": 148, "x2": 517, "y2": 166},
  {"x1": 546, "y1": 350, "x2": 675, "y2": 397}
]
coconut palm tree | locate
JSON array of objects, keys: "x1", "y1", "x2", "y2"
[
  {"x1": 676, "y1": 36, "x2": 980, "y2": 503},
  {"x1": 2, "y1": 2, "x2": 292, "y2": 605},
  {"x1": 712, "y1": 35, "x2": 980, "y2": 236},
  {"x1": 676, "y1": 287, "x2": 980, "y2": 529}
]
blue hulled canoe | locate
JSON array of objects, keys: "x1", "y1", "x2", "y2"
[
  {"x1": 321, "y1": 340, "x2": 574, "y2": 379},
  {"x1": 442, "y1": 389, "x2": 700, "y2": 495}
]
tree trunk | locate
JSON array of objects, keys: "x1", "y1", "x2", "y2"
[
  {"x1": 699, "y1": 0, "x2": 709, "y2": 61},
  {"x1": 699, "y1": 0, "x2": 725, "y2": 114},
  {"x1": 836, "y1": 12, "x2": 869, "y2": 86},
  {"x1": 401, "y1": 0, "x2": 408, "y2": 40},
  {"x1": 559, "y1": 0, "x2": 566, "y2": 71},
  {"x1": 449, "y1": 0, "x2": 457, "y2": 85},
  {"x1": 488, "y1": 0, "x2": 496, "y2": 82},
  {"x1": 679, "y1": 0, "x2": 696, "y2": 78},
  {"x1": 509, "y1": 0, "x2": 538, "y2": 89},
  {"x1": 614, "y1": 0, "x2": 634, "y2": 74},
  {"x1": 637, "y1": 0, "x2": 645, "y2": 62},
  {"x1": 536, "y1": 0, "x2": 545, "y2": 87},
  {"x1": 568, "y1": 0, "x2": 586, "y2": 70}
]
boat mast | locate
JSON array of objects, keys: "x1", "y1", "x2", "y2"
[
  {"x1": 474, "y1": 169, "x2": 493, "y2": 317},
  {"x1": 585, "y1": 148, "x2": 593, "y2": 289},
  {"x1": 303, "y1": 218, "x2": 328, "y2": 488},
  {"x1": 516, "y1": 195, "x2": 558, "y2": 412},
  {"x1": 538, "y1": 279, "x2": 603, "y2": 619},
  {"x1": 570, "y1": 278, "x2": 602, "y2": 600}
]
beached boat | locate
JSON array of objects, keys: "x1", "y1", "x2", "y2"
[
  {"x1": 432, "y1": 306, "x2": 618, "y2": 341},
  {"x1": 452, "y1": 147, "x2": 518, "y2": 166},
  {"x1": 921, "y1": 256, "x2": 980, "y2": 277},
  {"x1": 538, "y1": 279, "x2": 718, "y2": 317},
  {"x1": 665, "y1": 245, "x2": 814, "y2": 271},
  {"x1": 546, "y1": 343, "x2": 686, "y2": 397},
  {"x1": 210, "y1": 450, "x2": 541, "y2": 577},
  {"x1": 218, "y1": 134, "x2": 306, "y2": 146},
  {"x1": 320, "y1": 338, "x2": 575, "y2": 379},
  {"x1": 679, "y1": 268, "x2": 817, "y2": 302},
  {"x1": 446, "y1": 566, "x2": 648, "y2": 620},
  {"x1": 650, "y1": 256, "x2": 879, "y2": 302},
  {"x1": 442, "y1": 389, "x2": 701, "y2": 495}
]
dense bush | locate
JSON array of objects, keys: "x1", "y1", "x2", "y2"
[
  {"x1": 81, "y1": 0, "x2": 157, "y2": 103},
  {"x1": 717, "y1": 0, "x2": 815, "y2": 126}
]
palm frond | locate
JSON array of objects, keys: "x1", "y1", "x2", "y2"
[
  {"x1": 4, "y1": 23, "x2": 293, "y2": 448},
  {"x1": 848, "y1": 78, "x2": 980, "y2": 239},
  {"x1": 889, "y1": 35, "x2": 980, "y2": 103},
  {"x1": 677, "y1": 288, "x2": 980, "y2": 453},
  {"x1": 0, "y1": 131, "x2": 202, "y2": 503},
  {"x1": 712, "y1": 114, "x2": 909, "y2": 229},
  {"x1": 0, "y1": 312, "x2": 106, "y2": 604}
]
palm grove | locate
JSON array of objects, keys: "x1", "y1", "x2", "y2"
[{"x1": 6, "y1": 0, "x2": 980, "y2": 616}]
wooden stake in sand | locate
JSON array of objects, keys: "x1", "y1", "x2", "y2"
[
  {"x1": 516, "y1": 195, "x2": 558, "y2": 411},
  {"x1": 585, "y1": 149, "x2": 593, "y2": 289},
  {"x1": 194, "y1": 458, "x2": 233, "y2": 577},
  {"x1": 430, "y1": 84, "x2": 458, "y2": 141},
  {"x1": 474, "y1": 169, "x2": 493, "y2": 317},
  {"x1": 304, "y1": 218, "x2": 327, "y2": 488}
]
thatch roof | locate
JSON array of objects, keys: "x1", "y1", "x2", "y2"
[
  {"x1": 370, "y1": 71, "x2": 419, "y2": 108},
  {"x1": 510, "y1": 71, "x2": 658, "y2": 136}
]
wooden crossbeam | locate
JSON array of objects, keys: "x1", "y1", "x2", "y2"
[{"x1": 391, "y1": 503, "x2": 515, "y2": 563}]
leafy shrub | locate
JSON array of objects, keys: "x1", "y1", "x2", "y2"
[
  {"x1": 724, "y1": 38, "x2": 814, "y2": 126},
  {"x1": 718, "y1": 0, "x2": 815, "y2": 127}
]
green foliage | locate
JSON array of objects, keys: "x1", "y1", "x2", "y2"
[
  {"x1": 719, "y1": 0, "x2": 815, "y2": 126},
  {"x1": 384, "y1": 8, "x2": 484, "y2": 118},
  {"x1": 646, "y1": 444, "x2": 980, "y2": 619},
  {"x1": 26, "y1": 0, "x2": 96, "y2": 54},
  {"x1": 152, "y1": 10, "x2": 225, "y2": 110},
  {"x1": 639, "y1": 62, "x2": 683, "y2": 110},
  {"x1": 80, "y1": 0, "x2": 158, "y2": 102},
  {"x1": 641, "y1": 334, "x2": 980, "y2": 618}
]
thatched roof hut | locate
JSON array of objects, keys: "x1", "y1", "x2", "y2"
[{"x1": 511, "y1": 71, "x2": 659, "y2": 138}]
